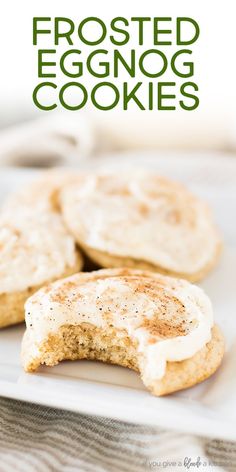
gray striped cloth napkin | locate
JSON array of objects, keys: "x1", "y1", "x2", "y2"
[{"x1": 0, "y1": 397, "x2": 235, "y2": 472}]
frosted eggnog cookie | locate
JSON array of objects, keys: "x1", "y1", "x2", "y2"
[
  {"x1": 0, "y1": 178, "x2": 83, "y2": 328},
  {"x1": 22, "y1": 268, "x2": 224, "y2": 396},
  {"x1": 60, "y1": 173, "x2": 221, "y2": 282}
]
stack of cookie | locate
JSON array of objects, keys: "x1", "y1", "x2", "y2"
[{"x1": 0, "y1": 170, "x2": 224, "y2": 396}]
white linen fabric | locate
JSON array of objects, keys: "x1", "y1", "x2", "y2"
[
  {"x1": 0, "y1": 397, "x2": 235, "y2": 472},
  {"x1": 0, "y1": 114, "x2": 95, "y2": 168}
]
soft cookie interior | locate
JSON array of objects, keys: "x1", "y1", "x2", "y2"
[{"x1": 23, "y1": 324, "x2": 224, "y2": 396}]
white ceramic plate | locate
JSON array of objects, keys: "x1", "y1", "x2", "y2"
[{"x1": 0, "y1": 153, "x2": 235, "y2": 441}]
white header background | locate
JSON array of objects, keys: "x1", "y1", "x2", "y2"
[{"x1": 0, "y1": 0, "x2": 235, "y2": 151}]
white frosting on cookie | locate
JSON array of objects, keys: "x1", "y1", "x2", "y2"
[
  {"x1": 23, "y1": 269, "x2": 213, "y2": 381},
  {"x1": 0, "y1": 179, "x2": 79, "y2": 293},
  {"x1": 60, "y1": 173, "x2": 220, "y2": 275}
]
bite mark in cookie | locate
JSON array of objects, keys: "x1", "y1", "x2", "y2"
[{"x1": 21, "y1": 268, "x2": 224, "y2": 396}]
